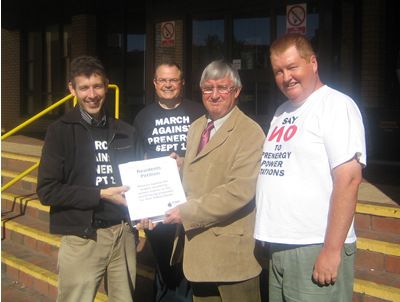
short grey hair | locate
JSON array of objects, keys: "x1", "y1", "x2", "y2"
[{"x1": 199, "y1": 60, "x2": 242, "y2": 88}]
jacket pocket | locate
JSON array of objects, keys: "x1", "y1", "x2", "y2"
[{"x1": 212, "y1": 225, "x2": 244, "y2": 237}]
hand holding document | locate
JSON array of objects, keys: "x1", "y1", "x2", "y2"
[{"x1": 118, "y1": 156, "x2": 186, "y2": 222}]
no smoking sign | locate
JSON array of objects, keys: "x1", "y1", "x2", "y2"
[
  {"x1": 161, "y1": 21, "x2": 175, "y2": 47},
  {"x1": 286, "y1": 4, "x2": 307, "y2": 34}
]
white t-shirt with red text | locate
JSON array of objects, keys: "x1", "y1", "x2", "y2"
[{"x1": 255, "y1": 85, "x2": 366, "y2": 244}]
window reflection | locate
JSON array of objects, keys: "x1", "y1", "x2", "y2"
[
  {"x1": 232, "y1": 17, "x2": 271, "y2": 118},
  {"x1": 126, "y1": 34, "x2": 146, "y2": 105},
  {"x1": 233, "y1": 18, "x2": 270, "y2": 70},
  {"x1": 192, "y1": 19, "x2": 225, "y2": 100}
]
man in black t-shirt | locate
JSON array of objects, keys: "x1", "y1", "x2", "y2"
[
  {"x1": 134, "y1": 63, "x2": 204, "y2": 159},
  {"x1": 134, "y1": 62, "x2": 204, "y2": 302},
  {"x1": 37, "y1": 56, "x2": 139, "y2": 301}
]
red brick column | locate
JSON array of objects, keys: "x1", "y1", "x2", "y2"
[{"x1": 71, "y1": 14, "x2": 97, "y2": 59}]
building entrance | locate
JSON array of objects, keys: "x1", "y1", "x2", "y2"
[{"x1": 189, "y1": 9, "x2": 319, "y2": 129}]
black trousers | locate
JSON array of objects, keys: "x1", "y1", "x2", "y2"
[{"x1": 146, "y1": 223, "x2": 192, "y2": 302}]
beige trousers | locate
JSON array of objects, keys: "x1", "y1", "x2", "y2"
[{"x1": 57, "y1": 223, "x2": 136, "y2": 302}]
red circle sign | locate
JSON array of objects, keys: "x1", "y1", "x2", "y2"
[
  {"x1": 287, "y1": 5, "x2": 306, "y2": 27},
  {"x1": 161, "y1": 22, "x2": 175, "y2": 40}
]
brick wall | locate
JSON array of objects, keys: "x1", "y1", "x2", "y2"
[
  {"x1": 71, "y1": 14, "x2": 97, "y2": 59},
  {"x1": 1, "y1": 29, "x2": 21, "y2": 133}
]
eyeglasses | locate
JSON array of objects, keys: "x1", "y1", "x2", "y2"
[
  {"x1": 155, "y1": 78, "x2": 181, "y2": 85},
  {"x1": 201, "y1": 86, "x2": 235, "y2": 95}
]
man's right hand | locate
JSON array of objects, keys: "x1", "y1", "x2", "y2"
[
  {"x1": 135, "y1": 218, "x2": 158, "y2": 230},
  {"x1": 100, "y1": 186, "x2": 129, "y2": 206},
  {"x1": 170, "y1": 152, "x2": 184, "y2": 170}
]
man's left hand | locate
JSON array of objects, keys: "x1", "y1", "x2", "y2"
[
  {"x1": 164, "y1": 206, "x2": 182, "y2": 224},
  {"x1": 312, "y1": 247, "x2": 341, "y2": 286}
]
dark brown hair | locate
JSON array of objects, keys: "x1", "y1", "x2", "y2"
[{"x1": 69, "y1": 55, "x2": 108, "y2": 87}]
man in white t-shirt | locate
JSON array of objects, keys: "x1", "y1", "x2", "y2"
[{"x1": 255, "y1": 33, "x2": 366, "y2": 301}]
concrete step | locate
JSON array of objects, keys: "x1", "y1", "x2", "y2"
[
  {"x1": 353, "y1": 201, "x2": 400, "y2": 301},
  {"x1": 1, "y1": 135, "x2": 43, "y2": 157},
  {"x1": 1, "y1": 151, "x2": 40, "y2": 177},
  {"x1": 355, "y1": 202, "x2": 400, "y2": 239},
  {"x1": 1, "y1": 169, "x2": 37, "y2": 195},
  {"x1": 2, "y1": 192, "x2": 49, "y2": 223},
  {"x1": 1, "y1": 216, "x2": 59, "y2": 258},
  {"x1": 355, "y1": 247, "x2": 400, "y2": 279},
  {"x1": 1, "y1": 151, "x2": 40, "y2": 193},
  {"x1": 1, "y1": 241, "x2": 108, "y2": 302},
  {"x1": 356, "y1": 204, "x2": 400, "y2": 237},
  {"x1": 353, "y1": 279, "x2": 400, "y2": 302},
  {"x1": 1, "y1": 274, "x2": 53, "y2": 302}
]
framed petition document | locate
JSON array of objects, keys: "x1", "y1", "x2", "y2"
[{"x1": 119, "y1": 156, "x2": 186, "y2": 222}]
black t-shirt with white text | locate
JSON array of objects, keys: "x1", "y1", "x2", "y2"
[
  {"x1": 88, "y1": 124, "x2": 127, "y2": 222},
  {"x1": 133, "y1": 100, "x2": 205, "y2": 158}
]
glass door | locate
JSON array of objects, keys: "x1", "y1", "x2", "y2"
[
  {"x1": 191, "y1": 18, "x2": 225, "y2": 102},
  {"x1": 99, "y1": 12, "x2": 146, "y2": 123},
  {"x1": 232, "y1": 16, "x2": 275, "y2": 125},
  {"x1": 125, "y1": 31, "x2": 146, "y2": 122},
  {"x1": 189, "y1": 11, "x2": 319, "y2": 130},
  {"x1": 22, "y1": 24, "x2": 70, "y2": 117}
]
